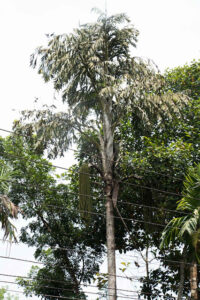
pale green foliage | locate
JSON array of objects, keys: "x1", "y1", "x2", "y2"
[
  {"x1": 0, "y1": 288, "x2": 6, "y2": 299},
  {"x1": 0, "y1": 162, "x2": 12, "y2": 195},
  {"x1": 15, "y1": 11, "x2": 187, "y2": 160},
  {"x1": 0, "y1": 287, "x2": 19, "y2": 300},
  {"x1": 119, "y1": 261, "x2": 130, "y2": 273},
  {"x1": 160, "y1": 164, "x2": 200, "y2": 261}
]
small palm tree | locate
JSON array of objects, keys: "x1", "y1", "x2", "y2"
[
  {"x1": 0, "y1": 161, "x2": 18, "y2": 241},
  {"x1": 160, "y1": 164, "x2": 200, "y2": 300}
]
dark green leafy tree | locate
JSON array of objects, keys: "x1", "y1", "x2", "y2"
[
  {"x1": 110, "y1": 60, "x2": 200, "y2": 298},
  {"x1": 0, "y1": 136, "x2": 105, "y2": 299},
  {"x1": 164, "y1": 59, "x2": 200, "y2": 159},
  {"x1": 165, "y1": 59, "x2": 200, "y2": 100},
  {"x1": 14, "y1": 10, "x2": 188, "y2": 299}
]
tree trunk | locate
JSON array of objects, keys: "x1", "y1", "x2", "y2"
[
  {"x1": 177, "y1": 246, "x2": 186, "y2": 300},
  {"x1": 145, "y1": 247, "x2": 151, "y2": 300},
  {"x1": 100, "y1": 101, "x2": 116, "y2": 300},
  {"x1": 177, "y1": 259, "x2": 185, "y2": 300},
  {"x1": 106, "y1": 183, "x2": 116, "y2": 300},
  {"x1": 190, "y1": 261, "x2": 198, "y2": 300}
]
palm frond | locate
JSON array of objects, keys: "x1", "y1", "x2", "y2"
[
  {"x1": 160, "y1": 216, "x2": 188, "y2": 248},
  {"x1": 0, "y1": 163, "x2": 18, "y2": 241},
  {"x1": 161, "y1": 163, "x2": 200, "y2": 262}
]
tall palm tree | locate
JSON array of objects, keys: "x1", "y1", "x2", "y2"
[
  {"x1": 160, "y1": 164, "x2": 200, "y2": 300},
  {"x1": 16, "y1": 11, "x2": 188, "y2": 300},
  {"x1": 0, "y1": 161, "x2": 18, "y2": 241}
]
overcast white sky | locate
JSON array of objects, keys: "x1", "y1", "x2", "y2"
[{"x1": 0, "y1": 0, "x2": 200, "y2": 299}]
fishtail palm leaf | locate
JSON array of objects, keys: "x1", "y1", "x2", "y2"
[{"x1": 0, "y1": 161, "x2": 18, "y2": 241}]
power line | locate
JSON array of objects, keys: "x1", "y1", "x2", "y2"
[
  {"x1": 0, "y1": 176, "x2": 197, "y2": 233},
  {"x1": 0, "y1": 279, "x2": 145, "y2": 296},
  {"x1": 0, "y1": 239, "x2": 108, "y2": 257},
  {"x1": 0, "y1": 288, "x2": 144, "y2": 300},
  {"x1": 0, "y1": 271, "x2": 189, "y2": 293},
  {"x1": 0, "y1": 128, "x2": 188, "y2": 203},
  {"x1": 0, "y1": 279, "x2": 176, "y2": 299},
  {"x1": 0, "y1": 280, "x2": 144, "y2": 300},
  {"x1": 0, "y1": 175, "x2": 192, "y2": 235},
  {"x1": 118, "y1": 200, "x2": 190, "y2": 216},
  {"x1": 0, "y1": 175, "x2": 190, "y2": 217},
  {"x1": 0, "y1": 149, "x2": 183, "y2": 197},
  {"x1": 118, "y1": 252, "x2": 197, "y2": 268},
  {"x1": 0, "y1": 272, "x2": 141, "y2": 287},
  {"x1": 0, "y1": 289, "x2": 94, "y2": 300},
  {"x1": 2, "y1": 176, "x2": 200, "y2": 246},
  {"x1": 0, "y1": 259, "x2": 146, "y2": 295},
  {"x1": 0, "y1": 173, "x2": 191, "y2": 223},
  {"x1": 44, "y1": 206, "x2": 168, "y2": 229},
  {"x1": 0, "y1": 143, "x2": 186, "y2": 200},
  {"x1": 0, "y1": 127, "x2": 183, "y2": 182},
  {"x1": 121, "y1": 180, "x2": 183, "y2": 198},
  {"x1": 0, "y1": 249, "x2": 141, "y2": 281},
  {"x1": 0, "y1": 255, "x2": 43, "y2": 265},
  {"x1": 31, "y1": 201, "x2": 190, "y2": 232},
  {"x1": 0, "y1": 246, "x2": 199, "y2": 270}
]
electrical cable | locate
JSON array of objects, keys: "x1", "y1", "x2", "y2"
[
  {"x1": 0, "y1": 272, "x2": 141, "y2": 286},
  {"x1": 0, "y1": 288, "x2": 145, "y2": 300},
  {"x1": 0, "y1": 279, "x2": 176, "y2": 299},
  {"x1": 0, "y1": 248, "x2": 199, "y2": 271},
  {"x1": 0, "y1": 176, "x2": 192, "y2": 218},
  {"x1": 0, "y1": 280, "x2": 145, "y2": 299},
  {"x1": 0, "y1": 279, "x2": 145, "y2": 296},
  {"x1": 0, "y1": 127, "x2": 183, "y2": 182},
  {"x1": 0, "y1": 177, "x2": 198, "y2": 236},
  {"x1": 0, "y1": 271, "x2": 191, "y2": 291}
]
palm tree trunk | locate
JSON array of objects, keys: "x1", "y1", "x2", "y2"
[
  {"x1": 177, "y1": 246, "x2": 186, "y2": 300},
  {"x1": 145, "y1": 247, "x2": 151, "y2": 300},
  {"x1": 177, "y1": 259, "x2": 185, "y2": 299},
  {"x1": 106, "y1": 183, "x2": 116, "y2": 300},
  {"x1": 190, "y1": 260, "x2": 198, "y2": 300},
  {"x1": 101, "y1": 101, "x2": 117, "y2": 300}
]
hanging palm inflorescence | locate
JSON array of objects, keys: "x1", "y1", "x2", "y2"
[{"x1": 79, "y1": 163, "x2": 91, "y2": 222}]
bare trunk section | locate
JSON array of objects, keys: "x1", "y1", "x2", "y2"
[
  {"x1": 177, "y1": 259, "x2": 185, "y2": 300},
  {"x1": 140, "y1": 245, "x2": 151, "y2": 300},
  {"x1": 177, "y1": 246, "x2": 186, "y2": 300},
  {"x1": 190, "y1": 261, "x2": 198, "y2": 300},
  {"x1": 101, "y1": 100, "x2": 117, "y2": 300},
  {"x1": 145, "y1": 248, "x2": 151, "y2": 300},
  {"x1": 106, "y1": 184, "x2": 116, "y2": 300}
]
